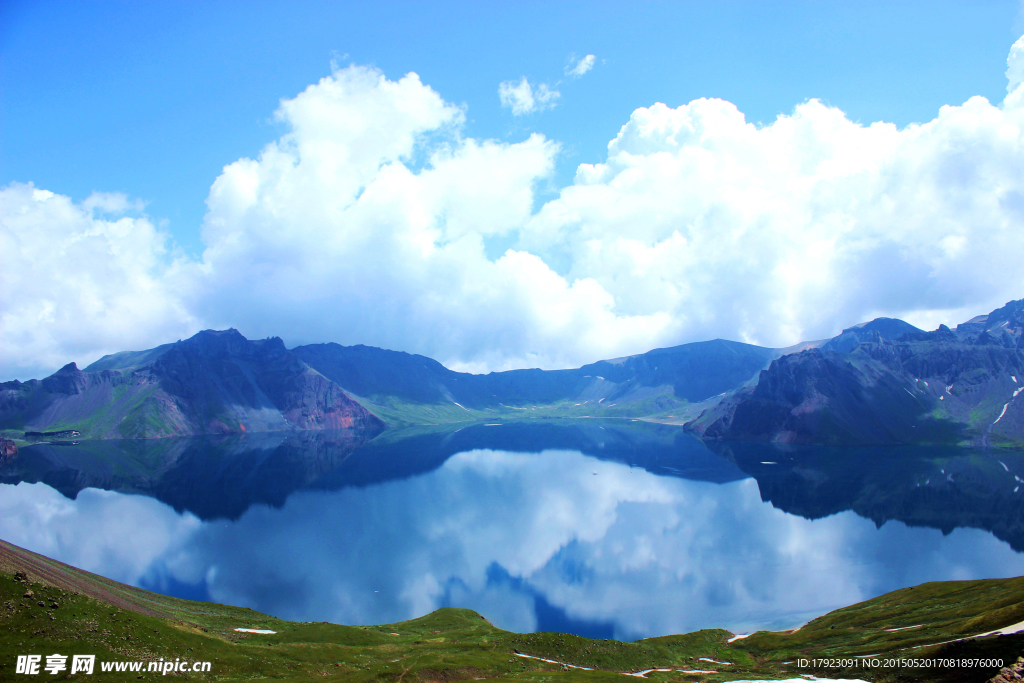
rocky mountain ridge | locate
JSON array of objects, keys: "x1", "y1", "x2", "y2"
[
  {"x1": 687, "y1": 299, "x2": 1024, "y2": 446},
  {"x1": 0, "y1": 329, "x2": 384, "y2": 440},
  {"x1": 5, "y1": 299, "x2": 1024, "y2": 446},
  {"x1": 2, "y1": 332, "x2": 788, "y2": 440}
]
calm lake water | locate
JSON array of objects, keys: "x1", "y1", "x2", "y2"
[{"x1": 2, "y1": 420, "x2": 1023, "y2": 641}]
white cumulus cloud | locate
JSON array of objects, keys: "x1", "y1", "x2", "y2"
[
  {"x1": 0, "y1": 184, "x2": 197, "y2": 379},
  {"x1": 566, "y1": 54, "x2": 596, "y2": 78},
  {"x1": 192, "y1": 64, "x2": 662, "y2": 372},
  {"x1": 498, "y1": 76, "x2": 560, "y2": 115},
  {"x1": 521, "y1": 89, "x2": 1024, "y2": 344}
]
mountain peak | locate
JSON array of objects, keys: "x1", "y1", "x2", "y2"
[
  {"x1": 984, "y1": 299, "x2": 1024, "y2": 330},
  {"x1": 954, "y1": 298, "x2": 1024, "y2": 346},
  {"x1": 841, "y1": 317, "x2": 922, "y2": 338},
  {"x1": 824, "y1": 317, "x2": 922, "y2": 353},
  {"x1": 41, "y1": 362, "x2": 86, "y2": 395},
  {"x1": 176, "y1": 328, "x2": 253, "y2": 358},
  {"x1": 188, "y1": 328, "x2": 245, "y2": 341}
]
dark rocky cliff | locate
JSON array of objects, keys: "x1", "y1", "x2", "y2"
[{"x1": 687, "y1": 300, "x2": 1024, "y2": 446}]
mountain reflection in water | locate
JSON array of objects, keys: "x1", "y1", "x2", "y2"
[
  {"x1": 706, "y1": 441, "x2": 1024, "y2": 552},
  {"x1": 1, "y1": 420, "x2": 1023, "y2": 640}
]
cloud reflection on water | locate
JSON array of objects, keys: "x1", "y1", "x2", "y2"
[
  {"x1": 2, "y1": 447, "x2": 1023, "y2": 640},
  {"x1": 0, "y1": 482, "x2": 202, "y2": 586}
]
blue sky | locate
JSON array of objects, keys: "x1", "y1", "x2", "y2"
[{"x1": 3, "y1": 1, "x2": 1024, "y2": 379}]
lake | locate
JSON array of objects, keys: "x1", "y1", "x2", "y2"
[{"x1": 1, "y1": 419, "x2": 1023, "y2": 642}]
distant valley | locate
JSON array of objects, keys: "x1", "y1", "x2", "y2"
[
  {"x1": 2, "y1": 299, "x2": 1024, "y2": 448},
  {"x1": 291, "y1": 337, "x2": 779, "y2": 425}
]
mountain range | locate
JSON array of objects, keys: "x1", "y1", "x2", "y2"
[
  {"x1": 0, "y1": 331, "x2": 783, "y2": 440},
  {"x1": 2, "y1": 299, "x2": 1023, "y2": 447},
  {"x1": 0, "y1": 330, "x2": 384, "y2": 441}
]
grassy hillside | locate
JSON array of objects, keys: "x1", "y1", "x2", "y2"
[{"x1": 2, "y1": 539, "x2": 1023, "y2": 682}]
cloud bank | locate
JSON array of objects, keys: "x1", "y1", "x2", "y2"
[{"x1": 5, "y1": 37, "x2": 1024, "y2": 378}]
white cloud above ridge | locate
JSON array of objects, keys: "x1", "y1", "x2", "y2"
[
  {"x1": 521, "y1": 92, "x2": 1024, "y2": 344},
  {"x1": 498, "y1": 76, "x2": 560, "y2": 115},
  {"x1": 190, "y1": 64, "x2": 665, "y2": 371},
  {"x1": 0, "y1": 185, "x2": 198, "y2": 379},
  {"x1": 5, "y1": 38, "x2": 1024, "y2": 379}
]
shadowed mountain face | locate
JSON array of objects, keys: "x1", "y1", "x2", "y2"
[
  {"x1": 707, "y1": 440, "x2": 1024, "y2": 552},
  {"x1": 0, "y1": 420, "x2": 743, "y2": 520},
  {"x1": 687, "y1": 299, "x2": 1024, "y2": 447},
  {"x1": 0, "y1": 330, "x2": 384, "y2": 439}
]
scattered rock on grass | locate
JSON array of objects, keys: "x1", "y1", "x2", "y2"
[{"x1": 988, "y1": 656, "x2": 1024, "y2": 682}]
